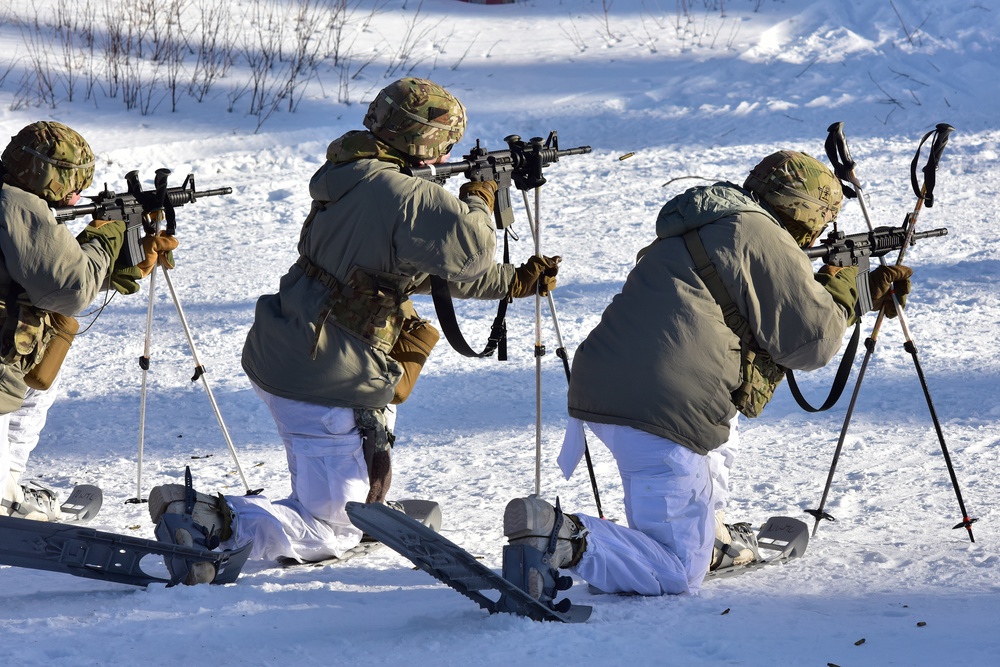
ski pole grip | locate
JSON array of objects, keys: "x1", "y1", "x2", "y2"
[
  {"x1": 910, "y1": 123, "x2": 955, "y2": 207},
  {"x1": 824, "y1": 122, "x2": 859, "y2": 198}
]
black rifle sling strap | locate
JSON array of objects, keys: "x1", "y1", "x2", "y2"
[
  {"x1": 786, "y1": 328, "x2": 860, "y2": 412},
  {"x1": 429, "y1": 231, "x2": 511, "y2": 360},
  {"x1": 683, "y1": 229, "x2": 860, "y2": 413}
]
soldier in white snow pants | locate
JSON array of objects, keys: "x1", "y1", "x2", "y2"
[
  {"x1": 560, "y1": 418, "x2": 737, "y2": 596},
  {"x1": 502, "y1": 152, "x2": 916, "y2": 600},
  {"x1": 222, "y1": 383, "x2": 384, "y2": 562}
]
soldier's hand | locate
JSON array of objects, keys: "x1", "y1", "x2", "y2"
[
  {"x1": 510, "y1": 255, "x2": 561, "y2": 299},
  {"x1": 136, "y1": 232, "x2": 179, "y2": 277},
  {"x1": 109, "y1": 263, "x2": 142, "y2": 295},
  {"x1": 869, "y1": 264, "x2": 913, "y2": 318},
  {"x1": 459, "y1": 179, "x2": 498, "y2": 212},
  {"x1": 76, "y1": 219, "x2": 126, "y2": 261}
]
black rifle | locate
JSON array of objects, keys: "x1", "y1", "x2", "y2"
[
  {"x1": 805, "y1": 224, "x2": 948, "y2": 313},
  {"x1": 785, "y1": 224, "x2": 949, "y2": 415},
  {"x1": 404, "y1": 132, "x2": 590, "y2": 361},
  {"x1": 403, "y1": 132, "x2": 591, "y2": 230},
  {"x1": 54, "y1": 169, "x2": 231, "y2": 266}
]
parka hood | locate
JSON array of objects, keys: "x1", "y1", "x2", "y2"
[
  {"x1": 655, "y1": 182, "x2": 776, "y2": 240},
  {"x1": 309, "y1": 130, "x2": 407, "y2": 204}
]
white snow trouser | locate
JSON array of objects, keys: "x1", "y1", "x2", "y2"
[
  {"x1": 565, "y1": 419, "x2": 737, "y2": 596},
  {"x1": 223, "y1": 384, "x2": 371, "y2": 562},
  {"x1": 1, "y1": 380, "x2": 60, "y2": 513}
]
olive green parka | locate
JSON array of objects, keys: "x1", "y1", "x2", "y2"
[
  {"x1": 567, "y1": 183, "x2": 854, "y2": 454},
  {"x1": 242, "y1": 133, "x2": 514, "y2": 409}
]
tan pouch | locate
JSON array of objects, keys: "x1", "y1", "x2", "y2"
[
  {"x1": 25, "y1": 312, "x2": 79, "y2": 390},
  {"x1": 389, "y1": 315, "x2": 440, "y2": 405}
]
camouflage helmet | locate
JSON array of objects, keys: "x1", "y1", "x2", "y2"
[
  {"x1": 1, "y1": 121, "x2": 95, "y2": 203},
  {"x1": 744, "y1": 150, "x2": 842, "y2": 247},
  {"x1": 363, "y1": 78, "x2": 466, "y2": 161}
]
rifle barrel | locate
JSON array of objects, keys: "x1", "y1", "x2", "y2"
[
  {"x1": 404, "y1": 144, "x2": 591, "y2": 181},
  {"x1": 806, "y1": 226, "x2": 948, "y2": 260},
  {"x1": 165, "y1": 186, "x2": 233, "y2": 205}
]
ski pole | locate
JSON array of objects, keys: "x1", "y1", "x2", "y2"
[
  {"x1": 127, "y1": 262, "x2": 158, "y2": 504},
  {"x1": 521, "y1": 191, "x2": 605, "y2": 518},
  {"x1": 159, "y1": 265, "x2": 258, "y2": 496},
  {"x1": 128, "y1": 174, "x2": 171, "y2": 504},
  {"x1": 532, "y1": 186, "x2": 543, "y2": 497},
  {"x1": 808, "y1": 123, "x2": 975, "y2": 541},
  {"x1": 893, "y1": 125, "x2": 976, "y2": 541},
  {"x1": 806, "y1": 121, "x2": 895, "y2": 534}
]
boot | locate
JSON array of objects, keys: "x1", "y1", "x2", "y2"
[
  {"x1": 149, "y1": 483, "x2": 234, "y2": 585},
  {"x1": 711, "y1": 510, "x2": 760, "y2": 570},
  {"x1": 503, "y1": 496, "x2": 587, "y2": 602},
  {"x1": 1, "y1": 477, "x2": 59, "y2": 521},
  {"x1": 503, "y1": 495, "x2": 587, "y2": 570}
]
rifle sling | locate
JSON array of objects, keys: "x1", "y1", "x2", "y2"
[
  {"x1": 682, "y1": 229, "x2": 859, "y2": 414},
  {"x1": 429, "y1": 232, "x2": 512, "y2": 360},
  {"x1": 785, "y1": 323, "x2": 859, "y2": 413}
]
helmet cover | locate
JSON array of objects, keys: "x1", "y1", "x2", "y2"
[
  {"x1": 744, "y1": 150, "x2": 842, "y2": 246},
  {"x1": 1, "y1": 121, "x2": 95, "y2": 203},
  {"x1": 363, "y1": 78, "x2": 466, "y2": 160}
]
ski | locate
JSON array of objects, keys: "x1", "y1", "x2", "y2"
[
  {"x1": 704, "y1": 516, "x2": 809, "y2": 580},
  {"x1": 278, "y1": 499, "x2": 442, "y2": 568},
  {"x1": 0, "y1": 514, "x2": 251, "y2": 587},
  {"x1": 346, "y1": 501, "x2": 592, "y2": 623}
]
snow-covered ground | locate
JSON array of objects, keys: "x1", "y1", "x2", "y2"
[{"x1": 1, "y1": 1, "x2": 998, "y2": 665}]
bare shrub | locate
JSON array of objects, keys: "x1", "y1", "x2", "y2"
[{"x1": 188, "y1": 0, "x2": 235, "y2": 102}]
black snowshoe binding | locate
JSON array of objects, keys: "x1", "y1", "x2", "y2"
[
  {"x1": 151, "y1": 468, "x2": 235, "y2": 585},
  {"x1": 501, "y1": 499, "x2": 577, "y2": 614}
]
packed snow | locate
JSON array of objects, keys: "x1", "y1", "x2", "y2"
[{"x1": 1, "y1": 0, "x2": 998, "y2": 665}]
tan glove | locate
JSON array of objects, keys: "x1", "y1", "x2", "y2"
[
  {"x1": 509, "y1": 255, "x2": 561, "y2": 299},
  {"x1": 136, "y1": 232, "x2": 179, "y2": 277},
  {"x1": 868, "y1": 264, "x2": 913, "y2": 318},
  {"x1": 459, "y1": 179, "x2": 498, "y2": 212}
]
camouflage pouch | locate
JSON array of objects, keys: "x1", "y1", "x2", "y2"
[
  {"x1": 1, "y1": 300, "x2": 44, "y2": 368},
  {"x1": 299, "y1": 259, "x2": 406, "y2": 358},
  {"x1": 731, "y1": 346, "x2": 787, "y2": 419},
  {"x1": 0, "y1": 300, "x2": 76, "y2": 389}
]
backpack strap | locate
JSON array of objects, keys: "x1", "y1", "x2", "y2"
[{"x1": 683, "y1": 230, "x2": 756, "y2": 350}]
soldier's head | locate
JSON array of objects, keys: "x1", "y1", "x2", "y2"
[
  {"x1": 363, "y1": 78, "x2": 466, "y2": 163},
  {"x1": 1, "y1": 121, "x2": 95, "y2": 205},
  {"x1": 744, "y1": 150, "x2": 842, "y2": 248}
]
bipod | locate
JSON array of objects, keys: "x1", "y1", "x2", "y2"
[
  {"x1": 128, "y1": 170, "x2": 259, "y2": 504},
  {"x1": 807, "y1": 122, "x2": 976, "y2": 541},
  {"x1": 520, "y1": 188, "x2": 604, "y2": 519}
]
